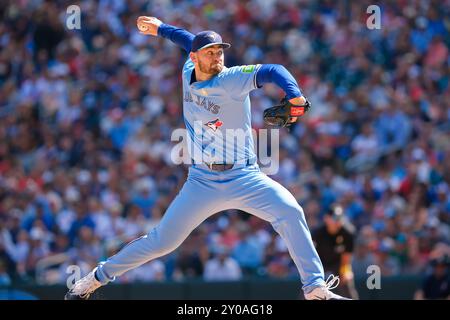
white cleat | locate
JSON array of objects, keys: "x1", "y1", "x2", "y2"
[
  {"x1": 304, "y1": 275, "x2": 351, "y2": 300},
  {"x1": 65, "y1": 270, "x2": 102, "y2": 300}
]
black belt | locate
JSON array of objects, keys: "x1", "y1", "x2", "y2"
[
  {"x1": 207, "y1": 163, "x2": 234, "y2": 171},
  {"x1": 196, "y1": 158, "x2": 256, "y2": 172}
]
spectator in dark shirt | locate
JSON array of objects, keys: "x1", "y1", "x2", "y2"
[
  {"x1": 415, "y1": 255, "x2": 450, "y2": 300},
  {"x1": 312, "y1": 205, "x2": 359, "y2": 299}
]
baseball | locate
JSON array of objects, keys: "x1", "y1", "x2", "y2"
[{"x1": 138, "y1": 23, "x2": 148, "y2": 32}]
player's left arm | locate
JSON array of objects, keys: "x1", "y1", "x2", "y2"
[
  {"x1": 256, "y1": 64, "x2": 308, "y2": 122},
  {"x1": 256, "y1": 64, "x2": 306, "y2": 106}
]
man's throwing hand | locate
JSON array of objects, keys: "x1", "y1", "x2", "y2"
[{"x1": 136, "y1": 16, "x2": 162, "y2": 36}]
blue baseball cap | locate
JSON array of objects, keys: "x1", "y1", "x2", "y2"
[{"x1": 191, "y1": 30, "x2": 231, "y2": 52}]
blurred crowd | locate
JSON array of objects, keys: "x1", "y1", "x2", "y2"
[{"x1": 0, "y1": 0, "x2": 449, "y2": 288}]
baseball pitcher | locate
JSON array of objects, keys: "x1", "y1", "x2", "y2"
[{"x1": 65, "y1": 16, "x2": 349, "y2": 300}]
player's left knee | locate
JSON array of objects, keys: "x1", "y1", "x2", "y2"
[{"x1": 279, "y1": 204, "x2": 305, "y2": 221}]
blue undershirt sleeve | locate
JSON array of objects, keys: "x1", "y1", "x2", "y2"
[{"x1": 255, "y1": 64, "x2": 302, "y2": 99}]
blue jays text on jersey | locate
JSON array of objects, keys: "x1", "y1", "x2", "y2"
[{"x1": 183, "y1": 91, "x2": 221, "y2": 114}]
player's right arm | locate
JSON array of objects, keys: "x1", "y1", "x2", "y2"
[
  {"x1": 136, "y1": 16, "x2": 194, "y2": 53},
  {"x1": 221, "y1": 64, "x2": 305, "y2": 104}
]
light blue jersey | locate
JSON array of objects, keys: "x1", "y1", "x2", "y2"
[{"x1": 182, "y1": 59, "x2": 261, "y2": 164}]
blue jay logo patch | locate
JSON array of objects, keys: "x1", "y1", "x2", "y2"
[{"x1": 205, "y1": 118, "x2": 223, "y2": 132}]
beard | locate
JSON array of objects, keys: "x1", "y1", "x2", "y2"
[{"x1": 198, "y1": 59, "x2": 223, "y2": 75}]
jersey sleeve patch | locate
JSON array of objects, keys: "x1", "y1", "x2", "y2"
[{"x1": 241, "y1": 65, "x2": 256, "y2": 73}]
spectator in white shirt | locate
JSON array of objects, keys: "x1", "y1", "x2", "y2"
[
  {"x1": 351, "y1": 123, "x2": 379, "y2": 157},
  {"x1": 204, "y1": 247, "x2": 242, "y2": 281}
]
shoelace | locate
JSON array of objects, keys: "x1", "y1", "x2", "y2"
[{"x1": 325, "y1": 274, "x2": 340, "y2": 291}]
